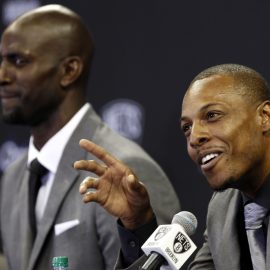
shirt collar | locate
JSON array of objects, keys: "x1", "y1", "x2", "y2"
[
  {"x1": 28, "y1": 103, "x2": 90, "y2": 173},
  {"x1": 242, "y1": 177, "x2": 270, "y2": 210}
]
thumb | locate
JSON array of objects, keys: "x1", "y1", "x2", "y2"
[{"x1": 126, "y1": 174, "x2": 145, "y2": 193}]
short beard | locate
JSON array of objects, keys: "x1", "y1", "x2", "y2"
[
  {"x1": 1, "y1": 109, "x2": 27, "y2": 125},
  {"x1": 211, "y1": 176, "x2": 246, "y2": 192},
  {"x1": 1, "y1": 107, "x2": 49, "y2": 127}
]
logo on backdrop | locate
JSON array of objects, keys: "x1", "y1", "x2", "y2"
[
  {"x1": 2, "y1": 0, "x2": 40, "y2": 25},
  {"x1": 0, "y1": 141, "x2": 27, "y2": 172},
  {"x1": 101, "y1": 99, "x2": 145, "y2": 144}
]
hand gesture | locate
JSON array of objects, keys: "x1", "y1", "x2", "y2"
[{"x1": 74, "y1": 139, "x2": 154, "y2": 229}]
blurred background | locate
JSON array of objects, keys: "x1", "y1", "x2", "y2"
[{"x1": 0, "y1": 0, "x2": 269, "y2": 257}]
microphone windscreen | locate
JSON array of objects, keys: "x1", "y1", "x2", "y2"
[{"x1": 171, "y1": 211, "x2": 197, "y2": 236}]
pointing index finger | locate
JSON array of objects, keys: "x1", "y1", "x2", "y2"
[{"x1": 79, "y1": 139, "x2": 119, "y2": 166}]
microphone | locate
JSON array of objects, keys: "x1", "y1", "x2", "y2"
[{"x1": 140, "y1": 211, "x2": 197, "y2": 270}]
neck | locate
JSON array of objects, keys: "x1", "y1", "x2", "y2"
[{"x1": 31, "y1": 99, "x2": 86, "y2": 150}]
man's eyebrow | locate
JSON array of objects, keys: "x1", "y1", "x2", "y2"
[
  {"x1": 180, "y1": 116, "x2": 189, "y2": 123},
  {"x1": 2, "y1": 48, "x2": 30, "y2": 56},
  {"x1": 180, "y1": 102, "x2": 223, "y2": 122},
  {"x1": 1, "y1": 52, "x2": 19, "y2": 58}
]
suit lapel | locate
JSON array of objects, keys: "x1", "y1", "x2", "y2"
[
  {"x1": 27, "y1": 106, "x2": 102, "y2": 270},
  {"x1": 217, "y1": 191, "x2": 252, "y2": 270},
  {"x1": 5, "y1": 160, "x2": 36, "y2": 270},
  {"x1": 28, "y1": 163, "x2": 79, "y2": 270},
  {"x1": 265, "y1": 216, "x2": 270, "y2": 268},
  {"x1": 19, "y1": 169, "x2": 35, "y2": 270}
]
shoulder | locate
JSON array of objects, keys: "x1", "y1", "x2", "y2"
[
  {"x1": 210, "y1": 188, "x2": 240, "y2": 203},
  {"x1": 208, "y1": 189, "x2": 241, "y2": 213},
  {"x1": 206, "y1": 188, "x2": 242, "y2": 226},
  {"x1": 1, "y1": 151, "x2": 28, "y2": 180}
]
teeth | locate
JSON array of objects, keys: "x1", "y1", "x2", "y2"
[{"x1": 202, "y1": 153, "x2": 219, "y2": 164}]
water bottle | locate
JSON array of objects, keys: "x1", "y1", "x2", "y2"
[{"x1": 52, "y1": 256, "x2": 68, "y2": 270}]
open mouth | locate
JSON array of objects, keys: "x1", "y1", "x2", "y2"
[{"x1": 201, "y1": 153, "x2": 220, "y2": 165}]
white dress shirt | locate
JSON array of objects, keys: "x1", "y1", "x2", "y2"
[{"x1": 27, "y1": 103, "x2": 90, "y2": 224}]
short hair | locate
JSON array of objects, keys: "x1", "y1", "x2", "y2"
[{"x1": 190, "y1": 64, "x2": 270, "y2": 104}]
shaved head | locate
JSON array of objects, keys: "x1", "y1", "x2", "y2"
[
  {"x1": 5, "y1": 4, "x2": 94, "y2": 86},
  {"x1": 0, "y1": 4, "x2": 95, "y2": 131}
]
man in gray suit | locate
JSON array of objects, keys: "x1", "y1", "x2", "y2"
[
  {"x1": 0, "y1": 4, "x2": 180, "y2": 270},
  {"x1": 75, "y1": 63, "x2": 270, "y2": 269}
]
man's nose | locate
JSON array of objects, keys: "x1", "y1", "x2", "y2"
[
  {"x1": 0, "y1": 65, "x2": 11, "y2": 86},
  {"x1": 189, "y1": 122, "x2": 210, "y2": 148}
]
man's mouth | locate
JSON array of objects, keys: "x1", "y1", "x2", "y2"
[
  {"x1": 0, "y1": 89, "x2": 20, "y2": 100},
  {"x1": 199, "y1": 152, "x2": 222, "y2": 172},
  {"x1": 0, "y1": 91, "x2": 20, "y2": 110},
  {"x1": 201, "y1": 153, "x2": 220, "y2": 165},
  {"x1": 0, "y1": 90, "x2": 18, "y2": 99}
]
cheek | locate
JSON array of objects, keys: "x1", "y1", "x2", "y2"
[
  {"x1": 225, "y1": 128, "x2": 264, "y2": 176},
  {"x1": 230, "y1": 126, "x2": 261, "y2": 154},
  {"x1": 15, "y1": 72, "x2": 41, "y2": 98},
  {"x1": 19, "y1": 72, "x2": 59, "y2": 103},
  {"x1": 187, "y1": 144, "x2": 197, "y2": 162},
  {"x1": 214, "y1": 119, "x2": 255, "y2": 152}
]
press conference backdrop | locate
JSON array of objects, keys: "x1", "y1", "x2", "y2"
[{"x1": 0, "y1": 0, "x2": 268, "y2": 257}]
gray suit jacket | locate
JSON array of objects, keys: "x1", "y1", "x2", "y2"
[
  {"x1": 115, "y1": 189, "x2": 256, "y2": 270},
  {"x1": 0, "y1": 104, "x2": 180, "y2": 270},
  {"x1": 188, "y1": 189, "x2": 253, "y2": 270}
]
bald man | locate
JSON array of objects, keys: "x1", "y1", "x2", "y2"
[{"x1": 0, "y1": 5, "x2": 180, "y2": 270}]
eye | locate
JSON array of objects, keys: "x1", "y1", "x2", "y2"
[
  {"x1": 7, "y1": 53, "x2": 29, "y2": 67},
  {"x1": 206, "y1": 111, "x2": 220, "y2": 121},
  {"x1": 181, "y1": 123, "x2": 192, "y2": 136}
]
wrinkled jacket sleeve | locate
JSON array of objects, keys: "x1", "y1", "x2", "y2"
[
  {"x1": 188, "y1": 193, "x2": 218, "y2": 270},
  {"x1": 188, "y1": 229, "x2": 215, "y2": 270},
  {"x1": 0, "y1": 175, "x2": 8, "y2": 270},
  {"x1": 114, "y1": 217, "x2": 158, "y2": 270}
]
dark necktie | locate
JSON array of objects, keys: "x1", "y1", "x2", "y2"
[
  {"x1": 244, "y1": 202, "x2": 268, "y2": 270},
  {"x1": 28, "y1": 158, "x2": 48, "y2": 238}
]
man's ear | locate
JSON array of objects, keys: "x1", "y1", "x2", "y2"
[
  {"x1": 59, "y1": 56, "x2": 83, "y2": 88},
  {"x1": 258, "y1": 101, "x2": 270, "y2": 132}
]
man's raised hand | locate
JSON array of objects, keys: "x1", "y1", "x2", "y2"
[{"x1": 74, "y1": 139, "x2": 154, "y2": 229}]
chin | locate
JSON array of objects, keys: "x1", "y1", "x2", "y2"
[
  {"x1": 2, "y1": 109, "x2": 40, "y2": 126},
  {"x1": 2, "y1": 107, "x2": 21, "y2": 122},
  {"x1": 207, "y1": 175, "x2": 239, "y2": 191},
  {"x1": 2, "y1": 112, "x2": 26, "y2": 125}
]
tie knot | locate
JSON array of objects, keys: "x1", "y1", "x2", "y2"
[
  {"x1": 29, "y1": 158, "x2": 48, "y2": 177},
  {"x1": 244, "y1": 202, "x2": 268, "y2": 229}
]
